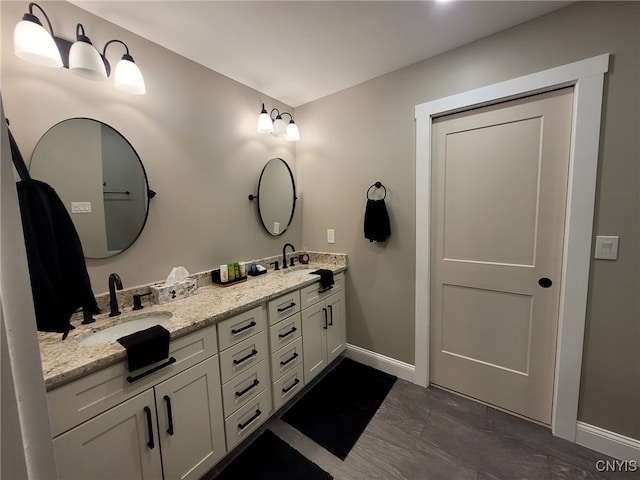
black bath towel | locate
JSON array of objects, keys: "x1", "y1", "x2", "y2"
[
  {"x1": 364, "y1": 198, "x2": 391, "y2": 242},
  {"x1": 10, "y1": 125, "x2": 99, "y2": 336}
]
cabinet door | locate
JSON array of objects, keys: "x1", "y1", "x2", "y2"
[
  {"x1": 155, "y1": 356, "x2": 226, "y2": 480},
  {"x1": 53, "y1": 389, "x2": 162, "y2": 480},
  {"x1": 326, "y1": 290, "x2": 347, "y2": 364},
  {"x1": 301, "y1": 301, "x2": 328, "y2": 383}
]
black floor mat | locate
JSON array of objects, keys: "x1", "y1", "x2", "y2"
[
  {"x1": 281, "y1": 358, "x2": 397, "y2": 460},
  {"x1": 213, "y1": 429, "x2": 332, "y2": 480}
]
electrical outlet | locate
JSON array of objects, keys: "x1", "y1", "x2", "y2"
[{"x1": 327, "y1": 229, "x2": 335, "y2": 244}]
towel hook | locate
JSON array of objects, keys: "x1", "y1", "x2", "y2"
[{"x1": 367, "y1": 181, "x2": 387, "y2": 200}]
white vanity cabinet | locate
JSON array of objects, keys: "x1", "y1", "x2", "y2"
[
  {"x1": 49, "y1": 325, "x2": 226, "y2": 480},
  {"x1": 300, "y1": 273, "x2": 346, "y2": 383},
  {"x1": 216, "y1": 305, "x2": 272, "y2": 450},
  {"x1": 267, "y1": 290, "x2": 305, "y2": 411}
]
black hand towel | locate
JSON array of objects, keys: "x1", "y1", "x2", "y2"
[
  {"x1": 364, "y1": 198, "x2": 391, "y2": 242},
  {"x1": 117, "y1": 325, "x2": 170, "y2": 372},
  {"x1": 311, "y1": 269, "x2": 335, "y2": 290}
]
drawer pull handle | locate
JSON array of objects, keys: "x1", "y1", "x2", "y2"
[
  {"x1": 233, "y1": 349, "x2": 258, "y2": 365},
  {"x1": 164, "y1": 395, "x2": 174, "y2": 436},
  {"x1": 282, "y1": 378, "x2": 300, "y2": 394},
  {"x1": 328, "y1": 304, "x2": 334, "y2": 326},
  {"x1": 278, "y1": 326, "x2": 297, "y2": 338},
  {"x1": 277, "y1": 302, "x2": 296, "y2": 313},
  {"x1": 238, "y1": 409, "x2": 261, "y2": 430},
  {"x1": 318, "y1": 285, "x2": 334, "y2": 294},
  {"x1": 127, "y1": 357, "x2": 176, "y2": 383},
  {"x1": 144, "y1": 406, "x2": 155, "y2": 449},
  {"x1": 235, "y1": 379, "x2": 260, "y2": 398},
  {"x1": 231, "y1": 321, "x2": 256, "y2": 335},
  {"x1": 280, "y1": 352, "x2": 299, "y2": 366}
]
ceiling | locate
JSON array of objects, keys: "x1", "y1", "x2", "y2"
[{"x1": 71, "y1": 1, "x2": 570, "y2": 107}]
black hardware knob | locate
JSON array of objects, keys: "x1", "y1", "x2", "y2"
[{"x1": 538, "y1": 277, "x2": 553, "y2": 288}]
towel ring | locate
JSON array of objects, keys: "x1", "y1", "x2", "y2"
[{"x1": 367, "y1": 181, "x2": 387, "y2": 200}]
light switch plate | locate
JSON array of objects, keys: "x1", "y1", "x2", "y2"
[
  {"x1": 327, "y1": 229, "x2": 335, "y2": 244},
  {"x1": 71, "y1": 201, "x2": 92, "y2": 214},
  {"x1": 594, "y1": 235, "x2": 619, "y2": 260}
]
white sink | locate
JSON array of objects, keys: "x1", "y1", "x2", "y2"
[
  {"x1": 79, "y1": 313, "x2": 172, "y2": 346},
  {"x1": 285, "y1": 268, "x2": 316, "y2": 276}
]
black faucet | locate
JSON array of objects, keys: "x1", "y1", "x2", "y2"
[
  {"x1": 108, "y1": 273, "x2": 123, "y2": 317},
  {"x1": 282, "y1": 243, "x2": 296, "y2": 269}
]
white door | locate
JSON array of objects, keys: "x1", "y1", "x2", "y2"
[
  {"x1": 53, "y1": 389, "x2": 163, "y2": 480},
  {"x1": 430, "y1": 88, "x2": 573, "y2": 424},
  {"x1": 155, "y1": 356, "x2": 226, "y2": 480}
]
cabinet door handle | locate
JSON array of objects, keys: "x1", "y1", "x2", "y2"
[
  {"x1": 282, "y1": 378, "x2": 300, "y2": 394},
  {"x1": 280, "y1": 352, "x2": 299, "y2": 366},
  {"x1": 127, "y1": 357, "x2": 176, "y2": 383},
  {"x1": 322, "y1": 308, "x2": 328, "y2": 329},
  {"x1": 238, "y1": 409, "x2": 261, "y2": 430},
  {"x1": 278, "y1": 326, "x2": 297, "y2": 338},
  {"x1": 233, "y1": 349, "x2": 258, "y2": 365},
  {"x1": 277, "y1": 302, "x2": 296, "y2": 313},
  {"x1": 328, "y1": 304, "x2": 334, "y2": 326},
  {"x1": 144, "y1": 406, "x2": 155, "y2": 449},
  {"x1": 231, "y1": 321, "x2": 256, "y2": 335},
  {"x1": 235, "y1": 379, "x2": 260, "y2": 398},
  {"x1": 164, "y1": 395, "x2": 174, "y2": 436}
]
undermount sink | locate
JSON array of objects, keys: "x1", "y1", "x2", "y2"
[
  {"x1": 285, "y1": 268, "x2": 316, "y2": 276},
  {"x1": 79, "y1": 313, "x2": 172, "y2": 346}
]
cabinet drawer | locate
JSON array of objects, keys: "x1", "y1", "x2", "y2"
[
  {"x1": 217, "y1": 306, "x2": 266, "y2": 352},
  {"x1": 221, "y1": 360, "x2": 268, "y2": 418},
  {"x1": 272, "y1": 362, "x2": 305, "y2": 412},
  {"x1": 300, "y1": 272, "x2": 344, "y2": 309},
  {"x1": 224, "y1": 390, "x2": 271, "y2": 451},
  {"x1": 48, "y1": 325, "x2": 218, "y2": 438},
  {"x1": 270, "y1": 336, "x2": 304, "y2": 381},
  {"x1": 219, "y1": 332, "x2": 267, "y2": 384},
  {"x1": 267, "y1": 291, "x2": 301, "y2": 325},
  {"x1": 268, "y1": 313, "x2": 301, "y2": 352}
]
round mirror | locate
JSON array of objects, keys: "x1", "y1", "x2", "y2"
[
  {"x1": 255, "y1": 158, "x2": 296, "y2": 236},
  {"x1": 30, "y1": 118, "x2": 152, "y2": 258}
]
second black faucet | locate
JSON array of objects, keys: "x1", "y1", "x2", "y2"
[
  {"x1": 282, "y1": 243, "x2": 296, "y2": 269},
  {"x1": 108, "y1": 273, "x2": 123, "y2": 317}
]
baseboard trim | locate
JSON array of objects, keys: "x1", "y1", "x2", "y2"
[
  {"x1": 576, "y1": 422, "x2": 640, "y2": 462},
  {"x1": 344, "y1": 344, "x2": 415, "y2": 382}
]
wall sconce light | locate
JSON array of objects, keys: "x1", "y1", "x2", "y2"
[
  {"x1": 257, "y1": 103, "x2": 300, "y2": 142},
  {"x1": 13, "y1": 2, "x2": 146, "y2": 95}
]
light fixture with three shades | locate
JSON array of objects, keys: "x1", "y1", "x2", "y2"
[
  {"x1": 13, "y1": 2, "x2": 146, "y2": 95},
  {"x1": 257, "y1": 104, "x2": 300, "y2": 142}
]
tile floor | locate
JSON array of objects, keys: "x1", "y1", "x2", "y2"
[{"x1": 209, "y1": 375, "x2": 638, "y2": 480}]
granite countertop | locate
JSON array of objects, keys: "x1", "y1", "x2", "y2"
[{"x1": 38, "y1": 259, "x2": 346, "y2": 391}]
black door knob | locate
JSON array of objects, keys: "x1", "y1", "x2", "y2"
[{"x1": 538, "y1": 277, "x2": 553, "y2": 288}]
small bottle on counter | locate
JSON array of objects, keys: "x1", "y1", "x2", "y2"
[
  {"x1": 239, "y1": 262, "x2": 246, "y2": 278},
  {"x1": 233, "y1": 262, "x2": 241, "y2": 279},
  {"x1": 228, "y1": 263, "x2": 236, "y2": 281},
  {"x1": 220, "y1": 264, "x2": 229, "y2": 283}
]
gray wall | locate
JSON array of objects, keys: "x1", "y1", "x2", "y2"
[
  {"x1": 1, "y1": 1, "x2": 301, "y2": 293},
  {"x1": 296, "y1": 2, "x2": 639, "y2": 439}
]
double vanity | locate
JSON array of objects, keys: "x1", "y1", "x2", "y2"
[{"x1": 38, "y1": 254, "x2": 347, "y2": 480}]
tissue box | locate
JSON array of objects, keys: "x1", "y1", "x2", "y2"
[{"x1": 150, "y1": 278, "x2": 197, "y2": 304}]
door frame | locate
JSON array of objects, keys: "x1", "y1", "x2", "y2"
[{"x1": 414, "y1": 54, "x2": 609, "y2": 441}]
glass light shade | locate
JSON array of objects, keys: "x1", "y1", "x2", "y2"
[
  {"x1": 14, "y1": 20, "x2": 63, "y2": 68},
  {"x1": 69, "y1": 40, "x2": 107, "y2": 81},
  {"x1": 285, "y1": 121, "x2": 300, "y2": 142},
  {"x1": 272, "y1": 116, "x2": 286, "y2": 137},
  {"x1": 257, "y1": 112, "x2": 273, "y2": 133},
  {"x1": 114, "y1": 58, "x2": 146, "y2": 95}
]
